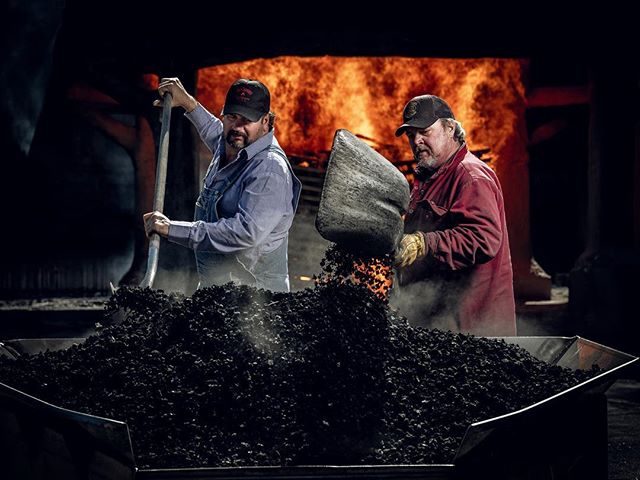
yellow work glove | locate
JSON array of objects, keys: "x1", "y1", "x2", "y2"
[{"x1": 394, "y1": 232, "x2": 427, "y2": 268}]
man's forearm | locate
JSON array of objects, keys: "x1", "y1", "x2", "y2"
[{"x1": 422, "y1": 224, "x2": 502, "y2": 270}]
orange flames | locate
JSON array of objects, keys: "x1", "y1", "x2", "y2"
[{"x1": 196, "y1": 56, "x2": 526, "y2": 178}]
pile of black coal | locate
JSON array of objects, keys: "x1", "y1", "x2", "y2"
[{"x1": 0, "y1": 245, "x2": 599, "y2": 468}]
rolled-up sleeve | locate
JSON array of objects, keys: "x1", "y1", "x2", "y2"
[
  {"x1": 184, "y1": 103, "x2": 223, "y2": 152},
  {"x1": 167, "y1": 169, "x2": 290, "y2": 253},
  {"x1": 422, "y1": 178, "x2": 503, "y2": 270}
]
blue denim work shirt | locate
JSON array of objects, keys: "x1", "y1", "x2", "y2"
[{"x1": 167, "y1": 103, "x2": 300, "y2": 275}]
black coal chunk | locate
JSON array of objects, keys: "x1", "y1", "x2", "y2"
[{"x1": 0, "y1": 245, "x2": 599, "y2": 468}]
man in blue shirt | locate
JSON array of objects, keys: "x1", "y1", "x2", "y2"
[{"x1": 143, "y1": 77, "x2": 301, "y2": 292}]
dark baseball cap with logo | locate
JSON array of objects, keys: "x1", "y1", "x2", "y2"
[
  {"x1": 395, "y1": 94, "x2": 455, "y2": 137},
  {"x1": 222, "y1": 78, "x2": 271, "y2": 122}
]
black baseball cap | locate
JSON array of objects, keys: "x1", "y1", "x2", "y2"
[
  {"x1": 395, "y1": 95, "x2": 455, "y2": 137},
  {"x1": 222, "y1": 78, "x2": 270, "y2": 122}
]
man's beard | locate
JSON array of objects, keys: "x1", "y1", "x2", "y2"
[
  {"x1": 226, "y1": 130, "x2": 249, "y2": 149},
  {"x1": 413, "y1": 149, "x2": 439, "y2": 181}
]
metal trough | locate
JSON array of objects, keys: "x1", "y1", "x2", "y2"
[{"x1": 0, "y1": 336, "x2": 636, "y2": 480}]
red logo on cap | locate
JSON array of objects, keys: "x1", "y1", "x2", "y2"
[{"x1": 235, "y1": 86, "x2": 253, "y2": 103}]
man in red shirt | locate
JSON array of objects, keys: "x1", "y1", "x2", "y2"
[{"x1": 393, "y1": 95, "x2": 516, "y2": 336}]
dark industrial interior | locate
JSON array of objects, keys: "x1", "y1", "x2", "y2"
[{"x1": 0, "y1": 1, "x2": 638, "y2": 478}]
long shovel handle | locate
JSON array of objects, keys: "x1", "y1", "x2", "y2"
[{"x1": 140, "y1": 92, "x2": 173, "y2": 288}]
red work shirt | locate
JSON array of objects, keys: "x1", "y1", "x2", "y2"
[{"x1": 396, "y1": 144, "x2": 516, "y2": 336}]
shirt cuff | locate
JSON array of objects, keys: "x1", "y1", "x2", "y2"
[
  {"x1": 168, "y1": 220, "x2": 196, "y2": 248},
  {"x1": 421, "y1": 231, "x2": 435, "y2": 256},
  {"x1": 184, "y1": 103, "x2": 210, "y2": 127}
]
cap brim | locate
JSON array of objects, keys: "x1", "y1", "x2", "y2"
[
  {"x1": 394, "y1": 117, "x2": 439, "y2": 137},
  {"x1": 223, "y1": 105, "x2": 264, "y2": 122},
  {"x1": 394, "y1": 124, "x2": 412, "y2": 137}
]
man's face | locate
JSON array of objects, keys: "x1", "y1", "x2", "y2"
[
  {"x1": 405, "y1": 120, "x2": 454, "y2": 171},
  {"x1": 222, "y1": 113, "x2": 269, "y2": 149}
]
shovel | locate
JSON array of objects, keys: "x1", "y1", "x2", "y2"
[
  {"x1": 316, "y1": 129, "x2": 410, "y2": 256},
  {"x1": 110, "y1": 92, "x2": 173, "y2": 293}
]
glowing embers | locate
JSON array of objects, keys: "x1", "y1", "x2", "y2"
[{"x1": 316, "y1": 245, "x2": 394, "y2": 301}]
